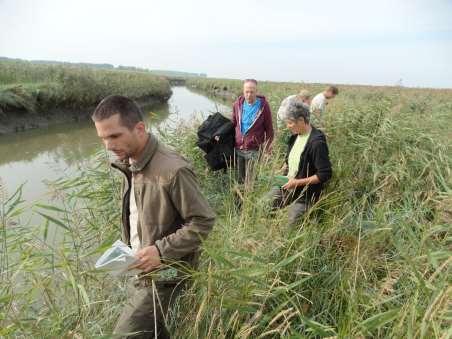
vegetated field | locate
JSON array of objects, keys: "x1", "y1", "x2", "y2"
[
  {"x1": 0, "y1": 59, "x2": 171, "y2": 115},
  {"x1": 1, "y1": 77, "x2": 451, "y2": 338}
]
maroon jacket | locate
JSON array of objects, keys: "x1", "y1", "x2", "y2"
[{"x1": 231, "y1": 95, "x2": 274, "y2": 151}]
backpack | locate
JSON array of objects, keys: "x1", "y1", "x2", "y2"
[{"x1": 196, "y1": 112, "x2": 235, "y2": 171}]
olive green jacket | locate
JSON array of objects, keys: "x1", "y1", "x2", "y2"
[{"x1": 111, "y1": 133, "x2": 215, "y2": 266}]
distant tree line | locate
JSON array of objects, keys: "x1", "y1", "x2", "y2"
[{"x1": 0, "y1": 56, "x2": 207, "y2": 77}]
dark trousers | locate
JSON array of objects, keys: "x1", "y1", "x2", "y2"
[
  {"x1": 114, "y1": 279, "x2": 184, "y2": 338},
  {"x1": 235, "y1": 149, "x2": 259, "y2": 185},
  {"x1": 266, "y1": 187, "x2": 308, "y2": 226}
]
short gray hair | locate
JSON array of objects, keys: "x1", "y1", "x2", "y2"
[{"x1": 278, "y1": 96, "x2": 310, "y2": 123}]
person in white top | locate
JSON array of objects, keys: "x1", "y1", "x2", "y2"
[{"x1": 310, "y1": 85, "x2": 339, "y2": 124}]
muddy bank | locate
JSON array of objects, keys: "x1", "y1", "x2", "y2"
[{"x1": 0, "y1": 95, "x2": 167, "y2": 135}]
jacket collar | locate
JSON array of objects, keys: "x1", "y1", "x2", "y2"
[
  {"x1": 237, "y1": 95, "x2": 266, "y2": 134},
  {"x1": 111, "y1": 133, "x2": 159, "y2": 174},
  {"x1": 289, "y1": 126, "x2": 323, "y2": 146}
]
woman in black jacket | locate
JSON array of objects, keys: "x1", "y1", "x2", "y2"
[{"x1": 267, "y1": 99, "x2": 332, "y2": 226}]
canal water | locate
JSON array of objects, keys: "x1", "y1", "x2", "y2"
[{"x1": 0, "y1": 86, "x2": 230, "y2": 204}]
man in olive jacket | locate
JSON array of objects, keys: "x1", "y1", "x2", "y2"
[{"x1": 92, "y1": 95, "x2": 215, "y2": 338}]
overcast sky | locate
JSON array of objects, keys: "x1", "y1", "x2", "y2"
[{"x1": 1, "y1": 0, "x2": 451, "y2": 88}]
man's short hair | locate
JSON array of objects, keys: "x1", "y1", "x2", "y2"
[
  {"x1": 91, "y1": 95, "x2": 144, "y2": 129},
  {"x1": 326, "y1": 85, "x2": 339, "y2": 95},
  {"x1": 298, "y1": 89, "x2": 311, "y2": 100},
  {"x1": 243, "y1": 78, "x2": 258, "y2": 86}
]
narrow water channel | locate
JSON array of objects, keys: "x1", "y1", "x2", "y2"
[{"x1": 0, "y1": 86, "x2": 230, "y2": 203}]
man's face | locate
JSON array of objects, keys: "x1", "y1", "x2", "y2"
[
  {"x1": 285, "y1": 118, "x2": 306, "y2": 135},
  {"x1": 94, "y1": 114, "x2": 142, "y2": 161},
  {"x1": 325, "y1": 90, "x2": 336, "y2": 100},
  {"x1": 243, "y1": 82, "x2": 257, "y2": 103}
]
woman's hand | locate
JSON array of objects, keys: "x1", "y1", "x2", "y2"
[{"x1": 282, "y1": 178, "x2": 305, "y2": 190}]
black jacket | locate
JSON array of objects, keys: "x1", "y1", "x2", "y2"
[
  {"x1": 285, "y1": 127, "x2": 332, "y2": 203},
  {"x1": 197, "y1": 112, "x2": 235, "y2": 171}
]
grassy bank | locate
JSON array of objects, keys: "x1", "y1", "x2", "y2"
[
  {"x1": 0, "y1": 59, "x2": 171, "y2": 116},
  {"x1": 1, "y1": 79, "x2": 451, "y2": 338}
]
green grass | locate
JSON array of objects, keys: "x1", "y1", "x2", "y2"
[
  {"x1": 1, "y1": 79, "x2": 451, "y2": 338},
  {"x1": 0, "y1": 60, "x2": 172, "y2": 115}
]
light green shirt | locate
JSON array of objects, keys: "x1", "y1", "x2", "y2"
[{"x1": 287, "y1": 132, "x2": 311, "y2": 178}]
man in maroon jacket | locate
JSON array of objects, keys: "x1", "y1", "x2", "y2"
[{"x1": 231, "y1": 79, "x2": 274, "y2": 184}]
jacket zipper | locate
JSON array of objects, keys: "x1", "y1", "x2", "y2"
[{"x1": 238, "y1": 100, "x2": 264, "y2": 148}]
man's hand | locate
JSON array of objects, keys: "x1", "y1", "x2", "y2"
[
  {"x1": 282, "y1": 178, "x2": 305, "y2": 190},
  {"x1": 129, "y1": 245, "x2": 161, "y2": 273}
]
